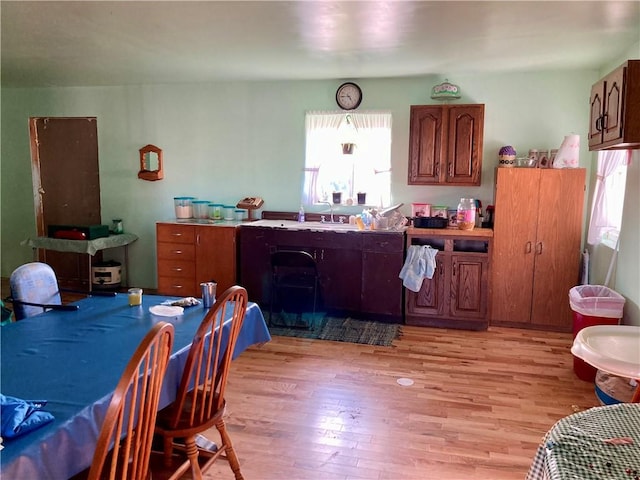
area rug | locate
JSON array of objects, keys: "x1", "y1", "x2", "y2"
[{"x1": 268, "y1": 313, "x2": 401, "y2": 346}]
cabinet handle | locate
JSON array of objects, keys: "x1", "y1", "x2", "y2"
[
  {"x1": 525, "y1": 241, "x2": 532, "y2": 254},
  {"x1": 601, "y1": 113, "x2": 608, "y2": 130},
  {"x1": 171, "y1": 233, "x2": 182, "y2": 237},
  {"x1": 434, "y1": 162, "x2": 439, "y2": 177},
  {"x1": 536, "y1": 242, "x2": 543, "y2": 255},
  {"x1": 448, "y1": 162, "x2": 453, "y2": 177},
  {"x1": 196, "y1": 233, "x2": 200, "y2": 245},
  {"x1": 172, "y1": 250, "x2": 183, "y2": 255},
  {"x1": 452, "y1": 261, "x2": 456, "y2": 276},
  {"x1": 172, "y1": 285, "x2": 184, "y2": 289},
  {"x1": 171, "y1": 267, "x2": 183, "y2": 272},
  {"x1": 439, "y1": 263, "x2": 444, "y2": 276},
  {"x1": 320, "y1": 249, "x2": 324, "y2": 261}
]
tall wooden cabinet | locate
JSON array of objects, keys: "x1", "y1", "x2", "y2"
[
  {"x1": 589, "y1": 60, "x2": 640, "y2": 150},
  {"x1": 408, "y1": 104, "x2": 484, "y2": 185},
  {"x1": 490, "y1": 168, "x2": 586, "y2": 332},
  {"x1": 156, "y1": 222, "x2": 236, "y2": 297}
]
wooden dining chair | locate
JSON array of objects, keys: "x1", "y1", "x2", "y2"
[
  {"x1": 87, "y1": 321, "x2": 174, "y2": 480},
  {"x1": 153, "y1": 286, "x2": 248, "y2": 480}
]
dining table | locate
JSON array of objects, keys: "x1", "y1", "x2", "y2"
[{"x1": 0, "y1": 293, "x2": 271, "y2": 479}]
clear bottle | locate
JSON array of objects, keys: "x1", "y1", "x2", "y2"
[
  {"x1": 457, "y1": 198, "x2": 476, "y2": 231},
  {"x1": 298, "y1": 204, "x2": 305, "y2": 223}
]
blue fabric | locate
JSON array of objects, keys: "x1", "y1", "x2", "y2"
[
  {"x1": 0, "y1": 294, "x2": 271, "y2": 479},
  {"x1": 0, "y1": 395, "x2": 54, "y2": 439}
]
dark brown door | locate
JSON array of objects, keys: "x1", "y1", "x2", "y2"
[{"x1": 29, "y1": 117, "x2": 101, "y2": 290}]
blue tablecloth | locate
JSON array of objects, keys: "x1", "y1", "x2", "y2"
[{"x1": 0, "y1": 294, "x2": 271, "y2": 479}]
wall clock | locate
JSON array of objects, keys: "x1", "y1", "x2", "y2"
[{"x1": 336, "y1": 82, "x2": 362, "y2": 110}]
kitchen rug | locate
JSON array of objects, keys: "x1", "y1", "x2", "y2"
[{"x1": 268, "y1": 313, "x2": 401, "y2": 347}]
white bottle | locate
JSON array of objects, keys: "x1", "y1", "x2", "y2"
[{"x1": 298, "y1": 204, "x2": 305, "y2": 223}]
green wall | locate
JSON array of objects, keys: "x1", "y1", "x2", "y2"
[{"x1": 1, "y1": 70, "x2": 597, "y2": 292}]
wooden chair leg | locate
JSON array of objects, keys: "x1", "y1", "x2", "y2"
[
  {"x1": 217, "y1": 419, "x2": 244, "y2": 480},
  {"x1": 184, "y1": 435, "x2": 204, "y2": 480}
]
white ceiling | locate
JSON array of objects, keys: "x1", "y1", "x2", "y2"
[{"x1": 2, "y1": 1, "x2": 639, "y2": 87}]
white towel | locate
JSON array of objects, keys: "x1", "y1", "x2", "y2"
[{"x1": 399, "y1": 245, "x2": 438, "y2": 292}]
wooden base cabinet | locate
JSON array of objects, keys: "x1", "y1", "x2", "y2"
[
  {"x1": 490, "y1": 168, "x2": 585, "y2": 332},
  {"x1": 405, "y1": 228, "x2": 492, "y2": 330},
  {"x1": 239, "y1": 226, "x2": 404, "y2": 321},
  {"x1": 156, "y1": 222, "x2": 236, "y2": 297}
]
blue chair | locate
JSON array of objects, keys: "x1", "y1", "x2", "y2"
[{"x1": 8, "y1": 262, "x2": 78, "y2": 320}]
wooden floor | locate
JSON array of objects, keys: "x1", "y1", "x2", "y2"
[
  {"x1": 199, "y1": 326, "x2": 599, "y2": 480},
  {"x1": 1, "y1": 278, "x2": 600, "y2": 479}
]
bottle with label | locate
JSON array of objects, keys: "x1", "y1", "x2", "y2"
[
  {"x1": 457, "y1": 198, "x2": 476, "y2": 231},
  {"x1": 298, "y1": 204, "x2": 305, "y2": 223}
]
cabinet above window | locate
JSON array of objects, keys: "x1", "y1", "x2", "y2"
[
  {"x1": 408, "y1": 104, "x2": 484, "y2": 186},
  {"x1": 589, "y1": 60, "x2": 640, "y2": 151}
]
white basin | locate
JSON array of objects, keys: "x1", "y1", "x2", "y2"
[{"x1": 571, "y1": 325, "x2": 640, "y2": 378}]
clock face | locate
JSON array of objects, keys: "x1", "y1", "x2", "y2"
[{"x1": 336, "y1": 82, "x2": 362, "y2": 110}]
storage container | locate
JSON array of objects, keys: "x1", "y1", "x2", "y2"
[
  {"x1": 192, "y1": 200, "x2": 210, "y2": 219},
  {"x1": 174, "y1": 197, "x2": 196, "y2": 219},
  {"x1": 456, "y1": 198, "x2": 476, "y2": 230},
  {"x1": 208, "y1": 203, "x2": 223, "y2": 220},
  {"x1": 411, "y1": 203, "x2": 431, "y2": 218}
]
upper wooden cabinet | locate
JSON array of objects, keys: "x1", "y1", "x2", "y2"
[
  {"x1": 408, "y1": 104, "x2": 484, "y2": 185},
  {"x1": 589, "y1": 60, "x2": 640, "y2": 151}
]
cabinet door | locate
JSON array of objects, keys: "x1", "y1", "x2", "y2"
[
  {"x1": 449, "y1": 254, "x2": 488, "y2": 320},
  {"x1": 602, "y1": 65, "x2": 625, "y2": 145},
  {"x1": 445, "y1": 105, "x2": 484, "y2": 185},
  {"x1": 589, "y1": 79, "x2": 605, "y2": 148},
  {"x1": 491, "y1": 168, "x2": 540, "y2": 326},
  {"x1": 408, "y1": 106, "x2": 444, "y2": 184},
  {"x1": 406, "y1": 256, "x2": 446, "y2": 317},
  {"x1": 195, "y1": 226, "x2": 237, "y2": 295},
  {"x1": 361, "y1": 234, "x2": 404, "y2": 317},
  {"x1": 318, "y1": 246, "x2": 362, "y2": 312},
  {"x1": 239, "y1": 227, "x2": 276, "y2": 305},
  {"x1": 530, "y1": 169, "x2": 585, "y2": 330}
]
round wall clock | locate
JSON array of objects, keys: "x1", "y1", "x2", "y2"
[{"x1": 336, "y1": 82, "x2": 362, "y2": 110}]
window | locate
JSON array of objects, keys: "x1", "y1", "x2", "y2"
[
  {"x1": 587, "y1": 150, "x2": 630, "y2": 246},
  {"x1": 303, "y1": 111, "x2": 392, "y2": 207}
]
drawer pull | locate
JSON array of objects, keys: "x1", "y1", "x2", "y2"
[
  {"x1": 171, "y1": 250, "x2": 183, "y2": 255},
  {"x1": 171, "y1": 267, "x2": 183, "y2": 272},
  {"x1": 171, "y1": 233, "x2": 183, "y2": 237},
  {"x1": 172, "y1": 285, "x2": 184, "y2": 289}
]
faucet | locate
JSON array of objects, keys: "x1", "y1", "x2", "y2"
[{"x1": 319, "y1": 201, "x2": 334, "y2": 223}]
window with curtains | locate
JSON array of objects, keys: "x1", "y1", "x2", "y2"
[
  {"x1": 303, "y1": 111, "x2": 392, "y2": 207},
  {"x1": 587, "y1": 150, "x2": 630, "y2": 247}
]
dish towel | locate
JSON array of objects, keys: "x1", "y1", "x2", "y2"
[
  {"x1": 399, "y1": 245, "x2": 438, "y2": 292},
  {"x1": 0, "y1": 394, "x2": 54, "y2": 439}
]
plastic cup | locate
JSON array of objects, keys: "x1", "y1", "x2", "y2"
[{"x1": 128, "y1": 288, "x2": 143, "y2": 306}]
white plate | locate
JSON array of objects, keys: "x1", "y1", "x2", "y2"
[
  {"x1": 571, "y1": 325, "x2": 640, "y2": 378},
  {"x1": 149, "y1": 305, "x2": 184, "y2": 317}
]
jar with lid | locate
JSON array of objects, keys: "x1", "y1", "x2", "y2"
[{"x1": 457, "y1": 198, "x2": 476, "y2": 231}]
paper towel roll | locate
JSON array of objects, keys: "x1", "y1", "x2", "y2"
[{"x1": 553, "y1": 134, "x2": 580, "y2": 168}]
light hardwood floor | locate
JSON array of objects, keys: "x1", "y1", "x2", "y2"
[
  {"x1": 1, "y1": 279, "x2": 599, "y2": 478},
  {"x1": 200, "y1": 325, "x2": 599, "y2": 480}
]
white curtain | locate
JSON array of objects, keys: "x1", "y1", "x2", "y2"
[
  {"x1": 587, "y1": 149, "x2": 631, "y2": 244},
  {"x1": 304, "y1": 111, "x2": 392, "y2": 206}
]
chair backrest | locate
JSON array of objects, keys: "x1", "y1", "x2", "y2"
[
  {"x1": 88, "y1": 322, "x2": 174, "y2": 480},
  {"x1": 166, "y1": 286, "x2": 248, "y2": 430},
  {"x1": 10, "y1": 262, "x2": 62, "y2": 320},
  {"x1": 271, "y1": 250, "x2": 317, "y2": 273}
]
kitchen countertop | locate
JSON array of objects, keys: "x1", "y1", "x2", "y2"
[
  {"x1": 406, "y1": 226, "x2": 493, "y2": 237},
  {"x1": 239, "y1": 219, "x2": 405, "y2": 233}
]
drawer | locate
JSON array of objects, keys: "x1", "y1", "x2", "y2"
[
  {"x1": 158, "y1": 276, "x2": 196, "y2": 297},
  {"x1": 157, "y1": 223, "x2": 196, "y2": 244},
  {"x1": 362, "y1": 233, "x2": 404, "y2": 252},
  {"x1": 157, "y1": 242, "x2": 196, "y2": 261},
  {"x1": 157, "y1": 259, "x2": 195, "y2": 279}
]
